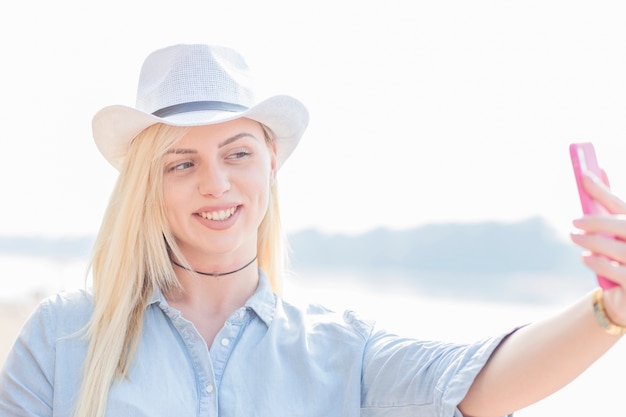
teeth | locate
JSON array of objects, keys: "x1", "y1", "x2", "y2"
[{"x1": 200, "y1": 207, "x2": 236, "y2": 221}]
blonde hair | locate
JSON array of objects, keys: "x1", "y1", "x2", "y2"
[{"x1": 73, "y1": 122, "x2": 286, "y2": 417}]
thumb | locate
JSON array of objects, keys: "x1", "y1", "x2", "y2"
[{"x1": 601, "y1": 168, "x2": 610, "y2": 188}]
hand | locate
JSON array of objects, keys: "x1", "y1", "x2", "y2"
[{"x1": 570, "y1": 172, "x2": 626, "y2": 326}]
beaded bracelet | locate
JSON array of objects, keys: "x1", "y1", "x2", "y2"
[{"x1": 592, "y1": 288, "x2": 626, "y2": 336}]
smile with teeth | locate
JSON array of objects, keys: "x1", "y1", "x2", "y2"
[{"x1": 199, "y1": 207, "x2": 237, "y2": 221}]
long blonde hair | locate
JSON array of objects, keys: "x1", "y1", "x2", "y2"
[{"x1": 73, "y1": 122, "x2": 286, "y2": 417}]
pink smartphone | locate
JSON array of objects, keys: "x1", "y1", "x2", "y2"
[{"x1": 569, "y1": 142, "x2": 616, "y2": 289}]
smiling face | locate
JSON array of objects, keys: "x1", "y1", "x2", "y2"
[{"x1": 162, "y1": 118, "x2": 276, "y2": 268}]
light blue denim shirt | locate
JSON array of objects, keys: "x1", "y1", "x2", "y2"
[{"x1": 0, "y1": 271, "x2": 514, "y2": 416}]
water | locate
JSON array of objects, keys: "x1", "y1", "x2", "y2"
[
  {"x1": 0, "y1": 255, "x2": 91, "y2": 303},
  {"x1": 1, "y1": 256, "x2": 624, "y2": 416}
]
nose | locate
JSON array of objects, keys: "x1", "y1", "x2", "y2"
[{"x1": 197, "y1": 162, "x2": 230, "y2": 197}]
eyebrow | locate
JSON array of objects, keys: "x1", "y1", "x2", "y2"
[
  {"x1": 166, "y1": 132, "x2": 257, "y2": 155},
  {"x1": 218, "y1": 132, "x2": 257, "y2": 148}
]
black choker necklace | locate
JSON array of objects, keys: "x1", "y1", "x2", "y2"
[{"x1": 171, "y1": 256, "x2": 257, "y2": 277}]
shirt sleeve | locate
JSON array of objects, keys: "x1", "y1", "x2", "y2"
[
  {"x1": 0, "y1": 299, "x2": 56, "y2": 417},
  {"x1": 361, "y1": 325, "x2": 516, "y2": 417}
]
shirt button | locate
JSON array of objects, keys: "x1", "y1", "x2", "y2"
[
  {"x1": 221, "y1": 338, "x2": 230, "y2": 347},
  {"x1": 205, "y1": 383, "x2": 214, "y2": 393}
]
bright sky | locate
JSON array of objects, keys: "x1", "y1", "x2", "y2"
[{"x1": 2, "y1": 1, "x2": 626, "y2": 239}]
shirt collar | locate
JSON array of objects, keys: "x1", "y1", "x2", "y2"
[
  {"x1": 148, "y1": 268, "x2": 277, "y2": 327},
  {"x1": 244, "y1": 269, "x2": 276, "y2": 326}
]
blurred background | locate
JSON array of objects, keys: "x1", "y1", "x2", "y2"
[{"x1": 2, "y1": 1, "x2": 626, "y2": 415}]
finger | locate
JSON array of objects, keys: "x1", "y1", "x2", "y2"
[
  {"x1": 581, "y1": 253, "x2": 626, "y2": 287},
  {"x1": 572, "y1": 215, "x2": 626, "y2": 238},
  {"x1": 582, "y1": 174, "x2": 626, "y2": 215},
  {"x1": 571, "y1": 231, "x2": 626, "y2": 265}
]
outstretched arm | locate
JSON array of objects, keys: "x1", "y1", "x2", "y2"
[{"x1": 459, "y1": 173, "x2": 626, "y2": 417}]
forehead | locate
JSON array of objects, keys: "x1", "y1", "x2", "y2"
[{"x1": 177, "y1": 118, "x2": 264, "y2": 145}]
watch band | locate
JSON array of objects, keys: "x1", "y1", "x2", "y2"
[{"x1": 592, "y1": 288, "x2": 626, "y2": 336}]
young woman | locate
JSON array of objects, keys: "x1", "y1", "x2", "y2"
[{"x1": 1, "y1": 43, "x2": 625, "y2": 417}]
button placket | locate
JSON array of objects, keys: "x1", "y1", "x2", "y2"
[
  {"x1": 161, "y1": 304, "x2": 219, "y2": 416},
  {"x1": 209, "y1": 312, "x2": 248, "y2": 386}
]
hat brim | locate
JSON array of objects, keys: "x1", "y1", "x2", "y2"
[{"x1": 92, "y1": 95, "x2": 309, "y2": 170}]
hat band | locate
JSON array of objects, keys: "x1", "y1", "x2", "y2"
[{"x1": 152, "y1": 101, "x2": 249, "y2": 118}]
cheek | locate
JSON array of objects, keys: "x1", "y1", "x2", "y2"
[
  {"x1": 243, "y1": 170, "x2": 272, "y2": 215},
  {"x1": 244, "y1": 176, "x2": 269, "y2": 205},
  {"x1": 162, "y1": 183, "x2": 174, "y2": 211},
  {"x1": 162, "y1": 181, "x2": 185, "y2": 219}
]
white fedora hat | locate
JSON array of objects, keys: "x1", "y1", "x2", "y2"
[{"x1": 92, "y1": 44, "x2": 309, "y2": 171}]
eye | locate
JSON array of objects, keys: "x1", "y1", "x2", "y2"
[
  {"x1": 226, "y1": 149, "x2": 252, "y2": 160},
  {"x1": 166, "y1": 161, "x2": 194, "y2": 172}
]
